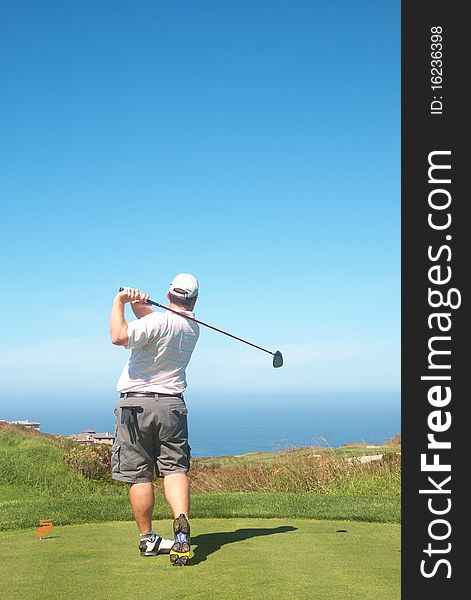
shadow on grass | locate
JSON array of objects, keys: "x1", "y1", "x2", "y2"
[{"x1": 189, "y1": 526, "x2": 297, "y2": 566}]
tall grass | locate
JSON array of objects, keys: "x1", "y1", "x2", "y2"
[
  {"x1": 387, "y1": 433, "x2": 401, "y2": 446},
  {"x1": 1, "y1": 423, "x2": 400, "y2": 497},
  {"x1": 0, "y1": 424, "x2": 400, "y2": 529},
  {"x1": 0, "y1": 424, "x2": 124, "y2": 498},
  {"x1": 186, "y1": 447, "x2": 400, "y2": 495}
]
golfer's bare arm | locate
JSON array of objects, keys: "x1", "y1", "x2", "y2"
[
  {"x1": 110, "y1": 292, "x2": 129, "y2": 346},
  {"x1": 110, "y1": 287, "x2": 150, "y2": 345}
]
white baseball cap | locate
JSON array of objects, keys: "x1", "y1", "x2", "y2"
[{"x1": 168, "y1": 273, "x2": 199, "y2": 298}]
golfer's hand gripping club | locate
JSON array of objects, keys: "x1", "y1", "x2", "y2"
[{"x1": 118, "y1": 287, "x2": 283, "y2": 368}]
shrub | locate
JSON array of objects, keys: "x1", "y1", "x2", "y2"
[{"x1": 64, "y1": 444, "x2": 112, "y2": 481}]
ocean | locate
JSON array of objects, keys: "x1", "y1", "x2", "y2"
[{"x1": 2, "y1": 392, "x2": 400, "y2": 457}]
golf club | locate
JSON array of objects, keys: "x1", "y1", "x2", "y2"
[{"x1": 119, "y1": 287, "x2": 283, "y2": 368}]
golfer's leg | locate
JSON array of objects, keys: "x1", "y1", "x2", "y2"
[
  {"x1": 163, "y1": 473, "x2": 190, "y2": 517},
  {"x1": 129, "y1": 482, "x2": 155, "y2": 534}
]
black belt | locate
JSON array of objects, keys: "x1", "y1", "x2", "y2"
[{"x1": 120, "y1": 392, "x2": 183, "y2": 399}]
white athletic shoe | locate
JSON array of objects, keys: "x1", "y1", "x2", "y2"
[{"x1": 139, "y1": 534, "x2": 174, "y2": 557}]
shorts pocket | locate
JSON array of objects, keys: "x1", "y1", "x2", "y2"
[
  {"x1": 169, "y1": 405, "x2": 188, "y2": 437},
  {"x1": 168, "y1": 399, "x2": 188, "y2": 428},
  {"x1": 111, "y1": 444, "x2": 121, "y2": 474},
  {"x1": 157, "y1": 401, "x2": 188, "y2": 442},
  {"x1": 112, "y1": 407, "x2": 119, "y2": 441}
]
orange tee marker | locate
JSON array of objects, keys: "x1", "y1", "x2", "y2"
[{"x1": 36, "y1": 519, "x2": 53, "y2": 540}]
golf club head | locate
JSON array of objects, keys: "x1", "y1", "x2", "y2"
[{"x1": 273, "y1": 351, "x2": 283, "y2": 368}]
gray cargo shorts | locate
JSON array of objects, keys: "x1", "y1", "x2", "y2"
[{"x1": 111, "y1": 394, "x2": 191, "y2": 483}]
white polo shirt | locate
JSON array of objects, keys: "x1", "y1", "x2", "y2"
[{"x1": 116, "y1": 309, "x2": 200, "y2": 394}]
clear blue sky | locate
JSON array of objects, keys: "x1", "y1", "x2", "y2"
[{"x1": 0, "y1": 0, "x2": 399, "y2": 404}]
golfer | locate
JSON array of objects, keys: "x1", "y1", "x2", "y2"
[{"x1": 109, "y1": 273, "x2": 199, "y2": 566}]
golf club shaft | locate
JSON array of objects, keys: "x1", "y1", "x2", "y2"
[{"x1": 119, "y1": 288, "x2": 276, "y2": 357}]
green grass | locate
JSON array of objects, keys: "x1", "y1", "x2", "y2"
[
  {"x1": 0, "y1": 482, "x2": 37, "y2": 502},
  {"x1": 0, "y1": 490, "x2": 400, "y2": 531},
  {"x1": 0, "y1": 427, "x2": 400, "y2": 597},
  {"x1": 195, "y1": 450, "x2": 287, "y2": 466},
  {"x1": 0, "y1": 518, "x2": 400, "y2": 600},
  {"x1": 0, "y1": 427, "x2": 125, "y2": 498},
  {"x1": 0, "y1": 424, "x2": 400, "y2": 531}
]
